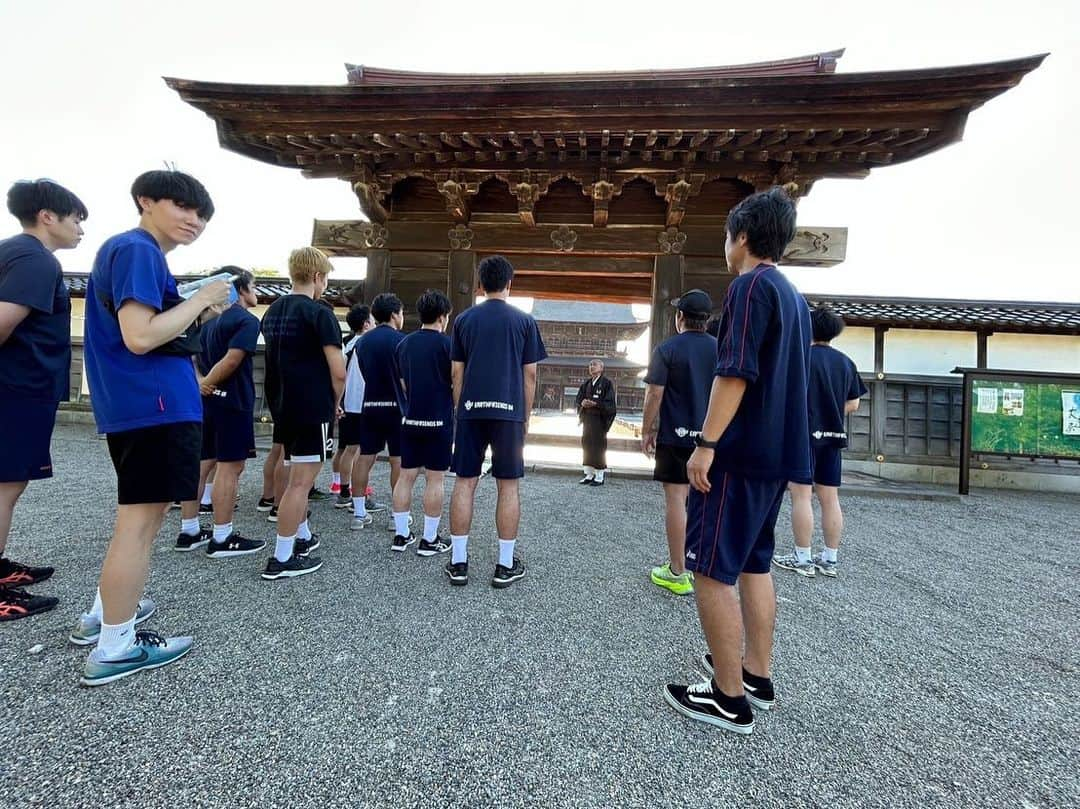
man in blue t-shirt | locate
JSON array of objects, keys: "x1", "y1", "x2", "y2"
[
  {"x1": 74, "y1": 170, "x2": 231, "y2": 686},
  {"x1": 641, "y1": 289, "x2": 717, "y2": 598},
  {"x1": 0, "y1": 179, "x2": 86, "y2": 622},
  {"x1": 774, "y1": 305, "x2": 867, "y2": 579},
  {"x1": 388, "y1": 289, "x2": 454, "y2": 556},
  {"x1": 446, "y1": 255, "x2": 547, "y2": 589},
  {"x1": 664, "y1": 187, "x2": 811, "y2": 735},
  {"x1": 348, "y1": 292, "x2": 405, "y2": 532}
]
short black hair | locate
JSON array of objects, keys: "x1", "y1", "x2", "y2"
[
  {"x1": 478, "y1": 255, "x2": 514, "y2": 293},
  {"x1": 346, "y1": 304, "x2": 371, "y2": 333},
  {"x1": 416, "y1": 289, "x2": 452, "y2": 325},
  {"x1": 371, "y1": 292, "x2": 402, "y2": 323},
  {"x1": 811, "y1": 305, "x2": 845, "y2": 343},
  {"x1": 7, "y1": 179, "x2": 88, "y2": 227},
  {"x1": 725, "y1": 186, "x2": 797, "y2": 264},
  {"x1": 681, "y1": 312, "x2": 708, "y2": 331},
  {"x1": 220, "y1": 265, "x2": 253, "y2": 293},
  {"x1": 130, "y1": 170, "x2": 215, "y2": 221}
]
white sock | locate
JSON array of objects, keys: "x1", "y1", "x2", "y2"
[
  {"x1": 89, "y1": 588, "x2": 104, "y2": 620},
  {"x1": 353, "y1": 497, "x2": 367, "y2": 518},
  {"x1": 201, "y1": 483, "x2": 213, "y2": 506},
  {"x1": 181, "y1": 517, "x2": 201, "y2": 536},
  {"x1": 822, "y1": 547, "x2": 838, "y2": 563},
  {"x1": 595, "y1": 469, "x2": 606, "y2": 483},
  {"x1": 423, "y1": 515, "x2": 440, "y2": 541},
  {"x1": 332, "y1": 472, "x2": 341, "y2": 486},
  {"x1": 795, "y1": 545, "x2": 812, "y2": 563},
  {"x1": 96, "y1": 616, "x2": 137, "y2": 660},
  {"x1": 451, "y1": 534, "x2": 468, "y2": 564},
  {"x1": 212, "y1": 522, "x2": 233, "y2": 542},
  {"x1": 297, "y1": 520, "x2": 312, "y2": 540},
  {"x1": 393, "y1": 511, "x2": 411, "y2": 537},
  {"x1": 583, "y1": 465, "x2": 595, "y2": 478},
  {"x1": 498, "y1": 538, "x2": 516, "y2": 568},
  {"x1": 274, "y1": 535, "x2": 296, "y2": 563}
]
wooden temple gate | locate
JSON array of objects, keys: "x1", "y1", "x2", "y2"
[{"x1": 167, "y1": 50, "x2": 1043, "y2": 351}]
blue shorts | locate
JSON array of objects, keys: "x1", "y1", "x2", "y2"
[
  {"x1": 201, "y1": 402, "x2": 256, "y2": 463},
  {"x1": 357, "y1": 407, "x2": 402, "y2": 457},
  {"x1": 400, "y1": 423, "x2": 453, "y2": 472},
  {"x1": 811, "y1": 444, "x2": 843, "y2": 487},
  {"x1": 0, "y1": 398, "x2": 59, "y2": 482},
  {"x1": 685, "y1": 471, "x2": 786, "y2": 585},
  {"x1": 453, "y1": 419, "x2": 525, "y2": 479}
]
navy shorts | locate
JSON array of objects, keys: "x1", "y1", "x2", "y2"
[
  {"x1": 201, "y1": 402, "x2": 256, "y2": 463},
  {"x1": 275, "y1": 421, "x2": 329, "y2": 465},
  {"x1": 453, "y1": 419, "x2": 525, "y2": 479},
  {"x1": 685, "y1": 471, "x2": 786, "y2": 585},
  {"x1": 0, "y1": 398, "x2": 59, "y2": 482},
  {"x1": 338, "y1": 413, "x2": 363, "y2": 448},
  {"x1": 400, "y1": 423, "x2": 453, "y2": 472},
  {"x1": 107, "y1": 422, "x2": 202, "y2": 505},
  {"x1": 811, "y1": 444, "x2": 843, "y2": 487},
  {"x1": 357, "y1": 408, "x2": 402, "y2": 457},
  {"x1": 653, "y1": 443, "x2": 693, "y2": 485}
]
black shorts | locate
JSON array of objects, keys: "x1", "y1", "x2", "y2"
[
  {"x1": 453, "y1": 419, "x2": 525, "y2": 479},
  {"x1": 338, "y1": 413, "x2": 364, "y2": 447},
  {"x1": 0, "y1": 398, "x2": 59, "y2": 482},
  {"x1": 653, "y1": 443, "x2": 693, "y2": 485},
  {"x1": 400, "y1": 423, "x2": 453, "y2": 472},
  {"x1": 811, "y1": 444, "x2": 843, "y2": 487},
  {"x1": 201, "y1": 402, "x2": 256, "y2": 463},
  {"x1": 107, "y1": 422, "x2": 201, "y2": 505},
  {"x1": 357, "y1": 407, "x2": 402, "y2": 457},
  {"x1": 275, "y1": 422, "x2": 330, "y2": 465}
]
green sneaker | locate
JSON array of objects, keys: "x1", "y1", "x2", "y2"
[
  {"x1": 650, "y1": 562, "x2": 694, "y2": 595},
  {"x1": 79, "y1": 630, "x2": 192, "y2": 687},
  {"x1": 68, "y1": 597, "x2": 157, "y2": 646},
  {"x1": 307, "y1": 487, "x2": 331, "y2": 502}
]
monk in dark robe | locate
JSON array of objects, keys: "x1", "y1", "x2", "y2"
[{"x1": 575, "y1": 359, "x2": 617, "y2": 486}]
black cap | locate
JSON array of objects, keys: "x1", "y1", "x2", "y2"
[{"x1": 673, "y1": 289, "x2": 712, "y2": 317}]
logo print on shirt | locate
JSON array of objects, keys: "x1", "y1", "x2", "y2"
[
  {"x1": 464, "y1": 400, "x2": 474, "y2": 411},
  {"x1": 675, "y1": 427, "x2": 689, "y2": 438}
]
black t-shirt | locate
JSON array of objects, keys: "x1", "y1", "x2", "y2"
[
  {"x1": 260, "y1": 294, "x2": 341, "y2": 424},
  {"x1": 0, "y1": 234, "x2": 71, "y2": 402},
  {"x1": 199, "y1": 304, "x2": 260, "y2": 412},
  {"x1": 451, "y1": 298, "x2": 547, "y2": 422},
  {"x1": 644, "y1": 331, "x2": 717, "y2": 447},
  {"x1": 356, "y1": 324, "x2": 406, "y2": 412},
  {"x1": 395, "y1": 329, "x2": 453, "y2": 426},
  {"x1": 808, "y1": 344, "x2": 867, "y2": 448}
]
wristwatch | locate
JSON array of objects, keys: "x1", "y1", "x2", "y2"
[{"x1": 694, "y1": 435, "x2": 719, "y2": 449}]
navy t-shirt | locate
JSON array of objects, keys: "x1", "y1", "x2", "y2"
[
  {"x1": 644, "y1": 331, "x2": 717, "y2": 448},
  {"x1": 84, "y1": 229, "x2": 202, "y2": 433},
  {"x1": 261, "y1": 294, "x2": 341, "y2": 425},
  {"x1": 395, "y1": 329, "x2": 453, "y2": 427},
  {"x1": 451, "y1": 298, "x2": 548, "y2": 422},
  {"x1": 0, "y1": 234, "x2": 70, "y2": 402},
  {"x1": 199, "y1": 303, "x2": 260, "y2": 413},
  {"x1": 808, "y1": 344, "x2": 867, "y2": 448},
  {"x1": 356, "y1": 323, "x2": 406, "y2": 413},
  {"x1": 711, "y1": 264, "x2": 812, "y2": 482}
]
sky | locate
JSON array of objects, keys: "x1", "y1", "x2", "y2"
[{"x1": 2, "y1": 0, "x2": 1078, "y2": 303}]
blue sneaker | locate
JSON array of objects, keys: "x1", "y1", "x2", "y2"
[
  {"x1": 79, "y1": 630, "x2": 193, "y2": 687},
  {"x1": 68, "y1": 597, "x2": 157, "y2": 646}
]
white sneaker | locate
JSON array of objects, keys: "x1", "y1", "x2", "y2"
[
  {"x1": 351, "y1": 513, "x2": 373, "y2": 530},
  {"x1": 772, "y1": 552, "x2": 816, "y2": 578}
]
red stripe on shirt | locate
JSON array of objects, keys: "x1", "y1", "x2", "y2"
[{"x1": 736, "y1": 267, "x2": 767, "y2": 371}]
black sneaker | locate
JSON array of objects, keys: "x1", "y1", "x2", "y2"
[
  {"x1": 205, "y1": 532, "x2": 266, "y2": 558},
  {"x1": 307, "y1": 487, "x2": 330, "y2": 502},
  {"x1": 198, "y1": 502, "x2": 214, "y2": 514},
  {"x1": 416, "y1": 536, "x2": 451, "y2": 557},
  {"x1": 294, "y1": 535, "x2": 321, "y2": 556},
  {"x1": 391, "y1": 533, "x2": 416, "y2": 552},
  {"x1": 492, "y1": 557, "x2": 525, "y2": 589},
  {"x1": 256, "y1": 497, "x2": 275, "y2": 512},
  {"x1": 0, "y1": 557, "x2": 54, "y2": 587},
  {"x1": 174, "y1": 529, "x2": 211, "y2": 552},
  {"x1": 588, "y1": 478, "x2": 605, "y2": 487},
  {"x1": 663, "y1": 680, "x2": 755, "y2": 734},
  {"x1": 700, "y1": 654, "x2": 776, "y2": 711},
  {"x1": 261, "y1": 554, "x2": 323, "y2": 580},
  {"x1": 444, "y1": 560, "x2": 468, "y2": 586},
  {"x1": 267, "y1": 506, "x2": 278, "y2": 523},
  {"x1": 578, "y1": 476, "x2": 594, "y2": 485},
  {"x1": 0, "y1": 586, "x2": 59, "y2": 621}
]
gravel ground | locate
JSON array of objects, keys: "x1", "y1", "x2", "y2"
[{"x1": 1, "y1": 425, "x2": 1077, "y2": 809}]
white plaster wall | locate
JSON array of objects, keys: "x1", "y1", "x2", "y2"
[
  {"x1": 987, "y1": 333, "x2": 1080, "y2": 374},
  {"x1": 830, "y1": 326, "x2": 875, "y2": 373},
  {"x1": 884, "y1": 329, "x2": 976, "y2": 376}
]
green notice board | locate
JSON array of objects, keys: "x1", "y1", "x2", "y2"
[{"x1": 970, "y1": 379, "x2": 1080, "y2": 458}]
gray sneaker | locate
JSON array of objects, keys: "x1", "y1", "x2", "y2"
[
  {"x1": 334, "y1": 493, "x2": 353, "y2": 509},
  {"x1": 365, "y1": 497, "x2": 387, "y2": 513},
  {"x1": 386, "y1": 514, "x2": 414, "y2": 533},
  {"x1": 772, "y1": 552, "x2": 816, "y2": 578},
  {"x1": 79, "y1": 630, "x2": 193, "y2": 686},
  {"x1": 813, "y1": 553, "x2": 839, "y2": 578},
  {"x1": 68, "y1": 597, "x2": 158, "y2": 646},
  {"x1": 350, "y1": 513, "x2": 373, "y2": 530}
]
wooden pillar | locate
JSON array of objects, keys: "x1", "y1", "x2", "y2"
[
  {"x1": 871, "y1": 326, "x2": 888, "y2": 463},
  {"x1": 649, "y1": 254, "x2": 684, "y2": 355},
  {"x1": 448, "y1": 250, "x2": 477, "y2": 332},
  {"x1": 364, "y1": 248, "x2": 392, "y2": 304},
  {"x1": 976, "y1": 330, "x2": 989, "y2": 369}
]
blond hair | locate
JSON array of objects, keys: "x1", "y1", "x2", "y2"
[{"x1": 288, "y1": 246, "x2": 333, "y2": 284}]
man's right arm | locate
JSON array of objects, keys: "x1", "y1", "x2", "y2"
[
  {"x1": 116, "y1": 282, "x2": 230, "y2": 355},
  {"x1": 451, "y1": 361, "x2": 464, "y2": 409},
  {"x1": 641, "y1": 383, "x2": 664, "y2": 456}
]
